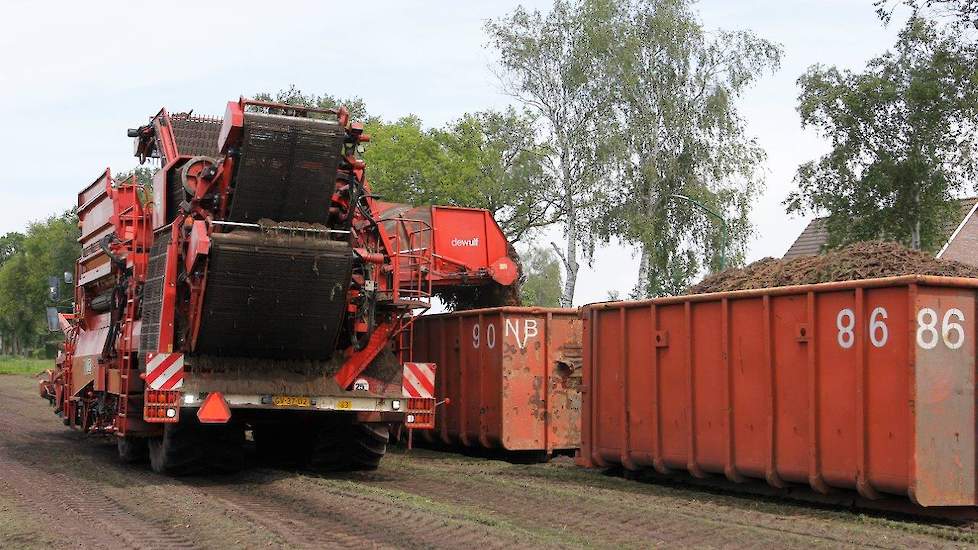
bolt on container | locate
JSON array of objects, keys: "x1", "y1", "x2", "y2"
[
  {"x1": 412, "y1": 307, "x2": 582, "y2": 455},
  {"x1": 578, "y1": 276, "x2": 978, "y2": 507}
]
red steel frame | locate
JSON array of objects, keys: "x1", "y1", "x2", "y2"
[{"x1": 47, "y1": 97, "x2": 519, "y2": 441}]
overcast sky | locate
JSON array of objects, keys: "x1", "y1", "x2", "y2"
[{"x1": 0, "y1": 0, "x2": 908, "y2": 305}]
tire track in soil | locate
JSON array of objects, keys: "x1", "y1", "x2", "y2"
[
  {"x1": 0, "y1": 384, "x2": 279, "y2": 549},
  {"x1": 192, "y1": 483, "x2": 396, "y2": 549},
  {"x1": 0, "y1": 453, "x2": 197, "y2": 549},
  {"x1": 202, "y1": 472, "x2": 549, "y2": 549},
  {"x1": 337, "y1": 466, "x2": 846, "y2": 549},
  {"x1": 1, "y1": 380, "x2": 521, "y2": 549},
  {"x1": 0, "y1": 397, "x2": 201, "y2": 549},
  {"x1": 347, "y1": 456, "x2": 968, "y2": 549}
]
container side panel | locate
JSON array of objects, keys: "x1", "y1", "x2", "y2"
[
  {"x1": 483, "y1": 313, "x2": 505, "y2": 449},
  {"x1": 625, "y1": 306, "x2": 655, "y2": 465},
  {"x1": 548, "y1": 315, "x2": 583, "y2": 451},
  {"x1": 691, "y1": 301, "x2": 725, "y2": 473},
  {"x1": 441, "y1": 317, "x2": 465, "y2": 445},
  {"x1": 500, "y1": 313, "x2": 545, "y2": 450},
  {"x1": 595, "y1": 308, "x2": 625, "y2": 463},
  {"x1": 459, "y1": 316, "x2": 482, "y2": 446},
  {"x1": 730, "y1": 298, "x2": 767, "y2": 478},
  {"x1": 913, "y1": 287, "x2": 977, "y2": 506},
  {"x1": 864, "y1": 287, "x2": 911, "y2": 495},
  {"x1": 658, "y1": 303, "x2": 689, "y2": 468},
  {"x1": 771, "y1": 294, "x2": 810, "y2": 484},
  {"x1": 815, "y1": 290, "x2": 858, "y2": 490},
  {"x1": 443, "y1": 317, "x2": 460, "y2": 445}
]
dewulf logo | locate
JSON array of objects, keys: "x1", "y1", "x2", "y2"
[{"x1": 451, "y1": 237, "x2": 480, "y2": 247}]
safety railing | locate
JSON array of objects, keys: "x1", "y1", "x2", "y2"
[{"x1": 385, "y1": 216, "x2": 434, "y2": 363}]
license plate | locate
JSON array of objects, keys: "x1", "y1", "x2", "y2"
[
  {"x1": 273, "y1": 395, "x2": 311, "y2": 407},
  {"x1": 336, "y1": 400, "x2": 353, "y2": 410}
]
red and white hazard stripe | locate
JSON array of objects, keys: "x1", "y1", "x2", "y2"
[
  {"x1": 402, "y1": 362, "x2": 435, "y2": 398},
  {"x1": 145, "y1": 353, "x2": 184, "y2": 390}
]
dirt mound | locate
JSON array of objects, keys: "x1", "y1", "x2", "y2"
[{"x1": 687, "y1": 241, "x2": 978, "y2": 295}]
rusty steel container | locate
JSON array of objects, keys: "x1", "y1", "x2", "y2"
[
  {"x1": 412, "y1": 307, "x2": 582, "y2": 454},
  {"x1": 579, "y1": 276, "x2": 978, "y2": 507}
]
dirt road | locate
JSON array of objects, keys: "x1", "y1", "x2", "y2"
[{"x1": 1, "y1": 374, "x2": 974, "y2": 549}]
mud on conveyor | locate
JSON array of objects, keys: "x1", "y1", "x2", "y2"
[
  {"x1": 194, "y1": 230, "x2": 352, "y2": 360},
  {"x1": 196, "y1": 111, "x2": 353, "y2": 360},
  {"x1": 688, "y1": 241, "x2": 978, "y2": 294},
  {"x1": 228, "y1": 112, "x2": 346, "y2": 225}
]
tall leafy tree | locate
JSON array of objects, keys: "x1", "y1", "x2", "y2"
[
  {"x1": 359, "y1": 115, "x2": 443, "y2": 204},
  {"x1": 785, "y1": 18, "x2": 978, "y2": 251},
  {"x1": 877, "y1": 0, "x2": 978, "y2": 30},
  {"x1": 590, "y1": 0, "x2": 781, "y2": 297},
  {"x1": 0, "y1": 232, "x2": 24, "y2": 267},
  {"x1": 0, "y1": 212, "x2": 79, "y2": 355},
  {"x1": 518, "y1": 246, "x2": 563, "y2": 306},
  {"x1": 487, "y1": 1, "x2": 615, "y2": 305},
  {"x1": 363, "y1": 111, "x2": 557, "y2": 241},
  {"x1": 427, "y1": 109, "x2": 558, "y2": 242}
]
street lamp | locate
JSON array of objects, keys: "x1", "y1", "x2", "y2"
[{"x1": 668, "y1": 194, "x2": 728, "y2": 271}]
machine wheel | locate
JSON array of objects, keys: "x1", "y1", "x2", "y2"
[
  {"x1": 117, "y1": 435, "x2": 149, "y2": 464},
  {"x1": 309, "y1": 417, "x2": 389, "y2": 472},
  {"x1": 148, "y1": 416, "x2": 244, "y2": 476}
]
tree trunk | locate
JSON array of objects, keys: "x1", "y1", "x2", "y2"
[
  {"x1": 559, "y1": 205, "x2": 579, "y2": 307},
  {"x1": 635, "y1": 244, "x2": 651, "y2": 299},
  {"x1": 911, "y1": 187, "x2": 921, "y2": 250}
]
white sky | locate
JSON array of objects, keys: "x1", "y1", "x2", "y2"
[{"x1": 0, "y1": 0, "x2": 907, "y2": 305}]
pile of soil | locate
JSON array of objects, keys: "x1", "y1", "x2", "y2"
[{"x1": 687, "y1": 241, "x2": 978, "y2": 295}]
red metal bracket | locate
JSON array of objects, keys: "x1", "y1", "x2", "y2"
[{"x1": 333, "y1": 324, "x2": 394, "y2": 390}]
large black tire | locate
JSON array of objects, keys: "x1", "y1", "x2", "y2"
[
  {"x1": 117, "y1": 435, "x2": 149, "y2": 464},
  {"x1": 148, "y1": 416, "x2": 244, "y2": 476},
  {"x1": 309, "y1": 417, "x2": 389, "y2": 472}
]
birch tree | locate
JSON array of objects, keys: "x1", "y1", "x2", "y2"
[
  {"x1": 486, "y1": 1, "x2": 614, "y2": 306},
  {"x1": 591, "y1": 0, "x2": 781, "y2": 297}
]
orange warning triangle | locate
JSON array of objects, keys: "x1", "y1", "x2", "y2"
[{"x1": 197, "y1": 392, "x2": 231, "y2": 424}]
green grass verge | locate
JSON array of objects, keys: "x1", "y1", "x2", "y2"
[{"x1": 0, "y1": 357, "x2": 50, "y2": 376}]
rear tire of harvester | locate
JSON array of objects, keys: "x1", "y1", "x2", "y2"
[
  {"x1": 308, "y1": 416, "x2": 389, "y2": 472},
  {"x1": 117, "y1": 435, "x2": 149, "y2": 464},
  {"x1": 148, "y1": 416, "x2": 245, "y2": 475}
]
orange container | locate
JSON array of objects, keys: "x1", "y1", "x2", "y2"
[
  {"x1": 412, "y1": 307, "x2": 582, "y2": 454},
  {"x1": 579, "y1": 276, "x2": 978, "y2": 507}
]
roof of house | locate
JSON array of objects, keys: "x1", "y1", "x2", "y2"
[{"x1": 783, "y1": 197, "x2": 978, "y2": 259}]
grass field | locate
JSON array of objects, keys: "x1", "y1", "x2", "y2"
[{"x1": 0, "y1": 357, "x2": 49, "y2": 376}]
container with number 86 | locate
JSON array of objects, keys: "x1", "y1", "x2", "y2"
[{"x1": 579, "y1": 275, "x2": 978, "y2": 507}]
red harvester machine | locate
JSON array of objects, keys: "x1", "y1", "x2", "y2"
[{"x1": 41, "y1": 98, "x2": 519, "y2": 475}]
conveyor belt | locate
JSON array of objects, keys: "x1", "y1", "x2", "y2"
[
  {"x1": 194, "y1": 230, "x2": 352, "y2": 360},
  {"x1": 228, "y1": 112, "x2": 346, "y2": 225},
  {"x1": 170, "y1": 114, "x2": 223, "y2": 158},
  {"x1": 139, "y1": 229, "x2": 170, "y2": 360}
]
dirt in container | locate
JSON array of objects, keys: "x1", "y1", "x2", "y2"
[{"x1": 688, "y1": 241, "x2": 978, "y2": 295}]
